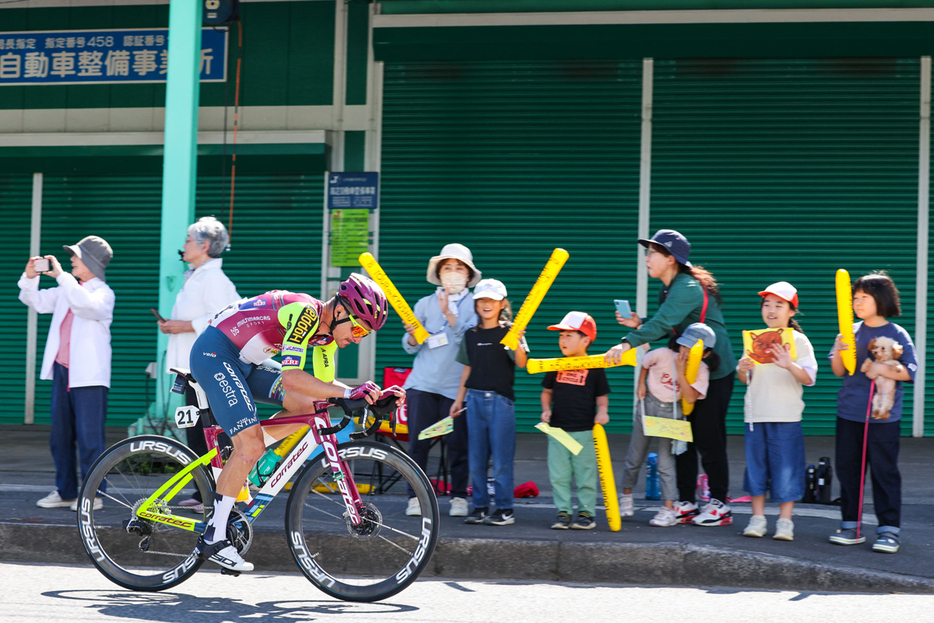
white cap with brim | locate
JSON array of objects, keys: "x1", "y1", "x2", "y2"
[
  {"x1": 472, "y1": 279, "x2": 507, "y2": 300},
  {"x1": 64, "y1": 235, "x2": 113, "y2": 282},
  {"x1": 426, "y1": 243, "x2": 481, "y2": 287}
]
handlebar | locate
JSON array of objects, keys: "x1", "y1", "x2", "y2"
[{"x1": 323, "y1": 394, "x2": 403, "y2": 439}]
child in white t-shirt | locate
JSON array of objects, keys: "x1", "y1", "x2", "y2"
[
  {"x1": 618, "y1": 323, "x2": 717, "y2": 526},
  {"x1": 737, "y1": 282, "x2": 817, "y2": 542}
]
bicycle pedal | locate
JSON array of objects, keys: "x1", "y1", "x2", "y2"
[{"x1": 220, "y1": 568, "x2": 241, "y2": 577}]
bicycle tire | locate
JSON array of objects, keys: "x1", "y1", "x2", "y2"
[
  {"x1": 76, "y1": 435, "x2": 214, "y2": 591},
  {"x1": 285, "y1": 440, "x2": 440, "y2": 602}
]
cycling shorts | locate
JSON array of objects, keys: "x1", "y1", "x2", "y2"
[{"x1": 190, "y1": 326, "x2": 285, "y2": 437}]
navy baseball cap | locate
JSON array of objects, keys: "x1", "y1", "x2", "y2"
[{"x1": 638, "y1": 229, "x2": 692, "y2": 267}]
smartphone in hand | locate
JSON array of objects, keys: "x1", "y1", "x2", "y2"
[
  {"x1": 33, "y1": 258, "x2": 50, "y2": 273},
  {"x1": 614, "y1": 299, "x2": 632, "y2": 319},
  {"x1": 150, "y1": 308, "x2": 166, "y2": 322}
]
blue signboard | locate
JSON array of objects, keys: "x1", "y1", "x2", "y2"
[
  {"x1": 0, "y1": 28, "x2": 227, "y2": 86},
  {"x1": 327, "y1": 172, "x2": 380, "y2": 210}
]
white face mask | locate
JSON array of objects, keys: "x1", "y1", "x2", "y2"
[{"x1": 440, "y1": 273, "x2": 468, "y2": 295}]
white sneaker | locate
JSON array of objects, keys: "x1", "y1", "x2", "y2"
[
  {"x1": 70, "y1": 497, "x2": 103, "y2": 512},
  {"x1": 449, "y1": 497, "x2": 469, "y2": 517},
  {"x1": 743, "y1": 514, "x2": 767, "y2": 538},
  {"x1": 673, "y1": 501, "x2": 699, "y2": 524},
  {"x1": 649, "y1": 506, "x2": 678, "y2": 527},
  {"x1": 619, "y1": 494, "x2": 634, "y2": 517},
  {"x1": 198, "y1": 538, "x2": 254, "y2": 572},
  {"x1": 406, "y1": 497, "x2": 421, "y2": 516},
  {"x1": 691, "y1": 498, "x2": 732, "y2": 526},
  {"x1": 37, "y1": 491, "x2": 75, "y2": 509},
  {"x1": 773, "y1": 517, "x2": 795, "y2": 541}
]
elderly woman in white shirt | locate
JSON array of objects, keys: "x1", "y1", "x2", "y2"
[{"x1": 159, "y1": 217, "x2": 240, "y2": 510}]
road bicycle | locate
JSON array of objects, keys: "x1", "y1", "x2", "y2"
[{"x1": 76, "y1": 369, "x2": 440, "y2": 602}]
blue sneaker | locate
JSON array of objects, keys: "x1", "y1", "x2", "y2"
[
  {"x1": 829, "y1": 528, "x2": 866, "y2": 545},
  {"x1": 872, "y1": 533, "x2": 900, "y2": 553}
]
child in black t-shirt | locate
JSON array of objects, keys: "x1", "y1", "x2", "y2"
[
  {"x1": 451, "y1": 279, "x2": 528, "y2": 526},
  {"x1": 540, "y1": 312, "x2": 610, "y2": 530}
]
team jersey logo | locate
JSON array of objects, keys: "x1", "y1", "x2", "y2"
[
  {"x1": 282, "y1": 356, "x2": 302, "y2": 368},
  {"x1": 285, "y1": 307, "x2": 318, "y2": 345}
]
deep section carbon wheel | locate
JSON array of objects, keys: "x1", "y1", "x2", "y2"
[
  {"x1": 285, "y1": 440, "x2": 440, "y2": 602},
  {"x1": 77, "y1": 435, "x2": 214, "y2": 591}
]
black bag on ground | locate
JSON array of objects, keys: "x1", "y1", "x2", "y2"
[
  {"x1": 815, "y1": 456, "x2": 833, "y2": 505},
  {"x1": 803, "y1": 463, "x2": 817, "y2": 503}
]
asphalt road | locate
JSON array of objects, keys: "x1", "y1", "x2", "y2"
[{"x1": 0, "y1": 562, "x2": 929, "y2": 623}]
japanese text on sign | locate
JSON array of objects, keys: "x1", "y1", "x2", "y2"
[
  {"x1": 0, "y1": 28, "x2": 227, "y2": 86},
  {"x1": 326, "y1": 172, "x2": 380, "y2": 210}
]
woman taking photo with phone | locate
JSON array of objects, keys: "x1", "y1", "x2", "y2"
[{"x1": 605, "y1": 229, "x2": 737, "y2": 527}]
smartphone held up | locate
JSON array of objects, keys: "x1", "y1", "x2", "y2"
[{"x1": 33, "y1": 258, "x2": 50, "y2": 273}]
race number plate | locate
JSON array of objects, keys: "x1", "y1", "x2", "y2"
[{"x1": 174, "y1": 405, "x2": 201, "y2": 429}]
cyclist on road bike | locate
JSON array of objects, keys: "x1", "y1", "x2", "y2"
[{"x1": 188, "y1": 273, "x2": 403, "y2": 572}]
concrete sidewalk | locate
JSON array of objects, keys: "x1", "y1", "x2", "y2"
[{"x1": 2, "y1": 425, "x2": 933, "y2": 593}]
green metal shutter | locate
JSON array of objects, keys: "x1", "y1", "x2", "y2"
[
  {"x1": 651, "y1": 58, "x2": 921, "y2": 435},
  {"x1": 0, "y1": 175, "x2": 38, "y2": 424},
  {"x1": 32, "y1": 172, "x2": 323, "y2": 428},
  {"x1": 376, "y1": 60, "x2": 643, "y2": 433}
]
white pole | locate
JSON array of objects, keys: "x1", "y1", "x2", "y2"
[
  {"x1": 25, "y1": 172, "x2": 42, "y2": 425},
  {"x1": 635, "y1": 58, "x2": 654, "y2": 399},
  {"x1": 913, "y1": 56, "x2": 930, "y2": 438},
  {"x1": 358, "y1": 1, "x2": 384, "y2": 384}
]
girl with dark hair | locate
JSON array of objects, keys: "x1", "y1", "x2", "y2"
[
  {"x1": 829, "y1": 272, "x2": 917, "y2": 554},
  {"x1": 605, "y1": 229, "x2": 737, "y2": 526},
  {"x1": 450, "y1": 279, "x2": 528, "y2": 526}
]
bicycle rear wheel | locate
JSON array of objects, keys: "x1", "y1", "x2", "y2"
[
  {"x1": 285, "y1": 440, "x2": 440, "y2": 602},
  {"x1": 76, "y1": 435, "x2": 214, "y2": 591}
]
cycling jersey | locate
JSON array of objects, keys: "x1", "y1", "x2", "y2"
[
  {"x1": 210, "y1": 290, "x2": 337, "y2": 382},
  {"x1": 190, "y1": 290, "x2": 338, "y2": 437}
]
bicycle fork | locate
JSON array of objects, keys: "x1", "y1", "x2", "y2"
[{"x1": 312, "y1": 415, "x2": 365, "y2": 526}]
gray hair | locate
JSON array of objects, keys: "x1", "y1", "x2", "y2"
[{"x1": 187, "y1": 217, "x2": 229, "y2": 258}]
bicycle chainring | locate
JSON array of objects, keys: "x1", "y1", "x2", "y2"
[{"x1": 226, "y1": 508, "x2": 254, "y2": 556}]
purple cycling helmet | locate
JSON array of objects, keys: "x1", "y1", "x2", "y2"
[{"x1": 339, "y1": 273, "x2": 389, "y2": 331}]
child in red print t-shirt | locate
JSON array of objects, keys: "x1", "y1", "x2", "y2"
[{"x1": 540, "y1": 312, "x2": 610, "y2": 530}]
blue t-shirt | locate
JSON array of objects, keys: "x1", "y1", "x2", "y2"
[{"x1": 833, "y1": 321, "x2": 918, "y2": 423}]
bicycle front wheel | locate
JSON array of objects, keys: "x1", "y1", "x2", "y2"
[
  {"x1": 285, "y1": 440, "x2": 440, "y2": 602},
  {"x1": 77, "y1": 435, "x2": 214, "y2": 591}
]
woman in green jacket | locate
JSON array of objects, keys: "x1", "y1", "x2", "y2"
[{"x1": 605, "y1": 229, "x2": 737, "y2": 527}]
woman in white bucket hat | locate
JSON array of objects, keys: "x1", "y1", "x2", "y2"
[{"x1": 402, "y1": 244, "x2": 480, "y2": 518}]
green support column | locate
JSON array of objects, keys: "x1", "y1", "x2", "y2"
[{"x1": 156, "y1": 0, "x2": 202, "y2": 425}]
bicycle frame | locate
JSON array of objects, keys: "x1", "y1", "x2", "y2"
[{"x1": 136, "y1": 404, "x2": 366, "y2": 534}]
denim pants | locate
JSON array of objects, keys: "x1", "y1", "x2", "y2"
[
  {"x1": 465, "y1": 389, "x2": 516, "y2": 510},
  {"x1": 50, "y1": 362, "x2": 108, "y2": 499}
]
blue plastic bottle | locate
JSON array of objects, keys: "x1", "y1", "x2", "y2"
[{"x1": 646, "y1": 452, "x2": 661, "y2": 500}]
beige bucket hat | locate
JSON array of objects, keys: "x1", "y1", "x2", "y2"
[{"x1": 426, "y1": 243, "x2": 481, "y2": 287}]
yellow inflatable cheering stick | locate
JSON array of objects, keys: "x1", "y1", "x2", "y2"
[
  {"x1": 359, "y1": 252, "x2": 430, "y2": 344},
  {"x1": 501, "y1": 248, "x2": 569, "y2": 351},
  {"x1": 681, "y1": 340, "x2": 704, "y2": 416},
  {"x1": 836, "y1": 269, "x2": 857, "y2": 375},
  {"x1": 593, "y1": 423, "x2": 621, "y2": 532},
  {"x1": 527, "y1": 350, "x2": 637, "y2": 375}
]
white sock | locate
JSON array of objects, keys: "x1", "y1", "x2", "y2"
[{"x1": 205, "y1": 494, "x2": 235, "y2": 544}]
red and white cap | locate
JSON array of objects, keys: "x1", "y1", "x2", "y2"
[
  {"x1": 548, "y1": 311, "x2": 597, "y2": 342},
  {"x1": 758, "y1": 281, "x2": 799, "y2": 307}
]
